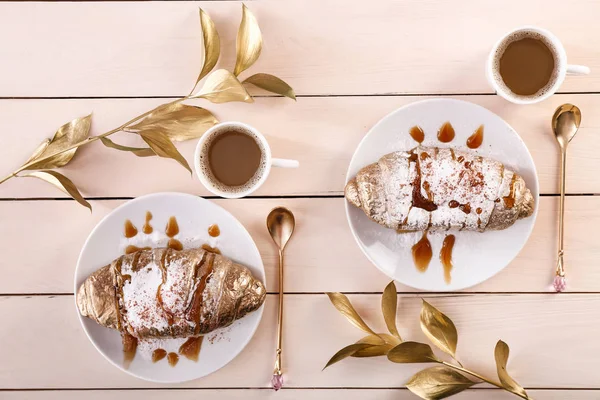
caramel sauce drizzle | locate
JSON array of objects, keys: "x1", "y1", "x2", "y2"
[
  {"x1": 208, "y1": 224, "x2": 220, "y2": 237},
  {"x1": 409, "y1": 151, "x2": 438, "y2": 212},
  {"x1": 440, "y1": 234, "x2": 456, "y2": 284},
  {"x1": 122, "y1": 333, "x2": 138, "y2": 368},
  {"x1": 467, "y1": 125, "x2": 484, "y2": 149},
  {"x1": 166, "y1": 216, "x2": 180, "y2": 237},
  {"x1": 179, "y1": 336, "x2": 204, "y2": 361},
  {"x1": 167, "y1": 352, "x2": 179, "y2": 367},
  {"x1": 168, "y1": 238, "x2": 183, "y2": 251},
  {"x1": 459, "y1": 203, "x2": 471, "y2": 214},
  {"x1": 187, "y1": 253, "x2": 216, "y2": 335},
  {"x1": 156, "y1": 250, "x2": 175, "y2": 326},
  {"x1": 409, "y1": 125, "x2": 425, "y2": 143},
  {"x1": 125, "y1": 245, "x2": 151, "y2": 254},
  {"x1": 456, "y1": 155, "x2": 465, "y2": 163},
  {"x1": 152, "y1": 348, "x2": 167, "y2": 363},
  {"x1": 124, "y1": 220, "x2": 138, "y2": 238},
  {"x1": 143, "y1": 211, "x2": 153, "y2": 234},
  {"x1": 165, "y1": 216, "x2": 183, "y2": 251},
  {"x1": 201, "y1": 244, "x2": 221, "y2": 254},
  {"x1": 503, "y1": 174, "x2": 518, "y2": 209},
  {"x1": 449, "y1": 148, "x2": 456, "y2": 161},
  {"x1": 412, "y1": 231, "x2": 433, "y2": 272},
  {"x1": 438, "y1": 122, "x2": 455, "y2": 143}
]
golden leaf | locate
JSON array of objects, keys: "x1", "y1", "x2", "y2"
[
  {"x1": 352, "y1": 335, "x2": 395, "y2": 357},
  {"x1": 243, "y1": 73, "x2": 296, "y2": 100},
  {"x1": 24, "y1": 138, "x2": 51, "y2": 164},
  {"x1": 191, "y1": 8, "x2": 220, "y2": 93},
  {"x1": 100, "y1": 137, "x2": 155, "y2": 157},
  {"x1": 326, "y1": 292, "x2": 377, "y2": 336},
  {"x1": 387, "y1": 341, "x2": 438, "y2": 363},
  {"x1": 22, "y1": 170, "x2": 91, "y2": 211},
  {"x1": 24, "y1": 114, "x2": 92, "y2": 170},
  {"x1": 406, "y1": 366, "x2": 476, "y2": 400},
  {"x1": 323, "y1": 343, "x2": 375, "y2": 370},
  {"x1": 139, "y1": 130, "x2": 192, "y2": 173},
  {"x1": 377, "y1": 333, "x2": 401, "y2": 346},
  {"x1": 126, "y1": 103, "x2": 218, "y2": 141},
  {"x1": 195, "y1": 69, "x2": 253, "y2": 104},
  {"x1": 357, "y1": 333, "x2": 401, "y2": 346},
  {"x1": 382, "y1": 281, "x2": 401, "y2": 341},
  {"x1": 494, "y1": 340, "x2": 529, "y2": 398},
  {"x1": 420, "y1": 300, "x2": 458, "y2": 359},
  {"x1": 356, "y1": 334, "x2": 386, "y2": 346},
  {"x1": 233, "y1": 4, "x2": 262, "y2": 76}
]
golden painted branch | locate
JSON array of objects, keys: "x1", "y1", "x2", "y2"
[
  {"x1": 0, "y1": 98, "x2": 186, "y2": 186},
  {"x1": 326, "y1": 284, "x2": 532, "y2": 400}
]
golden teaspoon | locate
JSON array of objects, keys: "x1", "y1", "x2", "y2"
[
  {"x1": 266, "y1": 207, "x2": 296, "y2": 390},
  {"x1": 551, "y1": 104, "x2": 581, "y2": 292}
]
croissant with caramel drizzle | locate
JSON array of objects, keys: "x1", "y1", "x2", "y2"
[
  {"x1": 77, "y1": 248, "x2": 266, "y2": 339},
  {"x1": 345, "y1": 146, "x2": 535, "y2": 232}
]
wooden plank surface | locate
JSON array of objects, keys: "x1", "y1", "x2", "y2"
[
  {"x1": 2, "y1": 294, "x2": 598, "y2": 389},
  {"x1": 3, "y1": 390, "x2": 599, "y2": 400},
  {"x1": 1, "y1": 196, "x2": 597, "y2": 294},
  {"x1": 0, "y1": 1, "x2": 598, "y2": 97},
  {"x1": 1, "y1": 0, "x2": 598, "y2": 397},
  {"x1": 1, "y1": 94, "x2": 600, "y2": 198}
]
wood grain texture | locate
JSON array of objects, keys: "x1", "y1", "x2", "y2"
[
  {"x1": 1, "y1": 294, "x2": 598, "y2": 389},
  {"x1": 1, "y1": 196, "x2": 597, "y2": 294},
  {"x1": 3, "y1": 390, "x2": 599, "y2": 400},
  {"x1": 1, "y1": 94, "x2": 600, "y2": 198},
  {"x1": 0, "y1": 1, "x2": 598, "y2": 97}
]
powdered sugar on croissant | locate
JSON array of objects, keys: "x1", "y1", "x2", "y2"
[{"x1": 345, "y1": 146, "x2": 534, "y2": 232}]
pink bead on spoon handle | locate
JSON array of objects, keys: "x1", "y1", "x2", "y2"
[{"x1": 551, "y1": 104, "x2": 581, "y2": 292}]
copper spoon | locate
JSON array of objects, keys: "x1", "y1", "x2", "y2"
[
  {"x1": 551, "y1": 104, "x2": 581, "y2": 292},
  {"x1": 266, "y1": 207, "x2": 296, "y2": 390}
]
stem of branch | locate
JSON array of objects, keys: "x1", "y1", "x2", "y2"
[
  {"x1": 0, "y1": 97, "x2": 188, "y2": 186},
  {"x1": 440, "y1": 361, "x2": 530, "y2": 399}
]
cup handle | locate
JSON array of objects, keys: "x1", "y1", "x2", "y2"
[
  {"x1": 271, "y1": 158, "x2": 299, "y2": 168},
  {"x1": 567, "y1": 64, "x2": 590, "y2": 75}
]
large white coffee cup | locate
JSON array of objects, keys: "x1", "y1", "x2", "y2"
[
  {"x1": 487, "y1": 26, "x2": 590, "y2": 104},
  {"x1": 194, "y1": 122, "x2": 299, "y2": 198}
]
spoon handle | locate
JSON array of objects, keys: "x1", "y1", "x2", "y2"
[
  {"x1": 273, "y1": 249, "x2": 284, "y2": 377},
  {"x1": 554, "y1": 149, "x2": 567, "y2": 291}
]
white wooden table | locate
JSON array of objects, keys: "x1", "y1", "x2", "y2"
[{"x1": 1, "y1": 1, "x2": 599, "y2": 399}]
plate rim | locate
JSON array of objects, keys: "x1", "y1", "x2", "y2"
[
  {"x1": 73, "y1": 191, "x2": 266, "y2": 383},
  {"x1": 344, "y1": 98, "x2": 540, "y2": 291}
]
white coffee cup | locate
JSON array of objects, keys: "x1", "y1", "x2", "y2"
[
  {"x1": 486, "y1": 26, "x2": 590, "y2": 104},
  {"x1": 194, "y1": 121, "x2": 299, "y2": 198}
]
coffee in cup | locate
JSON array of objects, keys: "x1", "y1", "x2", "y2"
[
  {"x1": 194, "y1": 122, "x2": 299, "y2": 198},
  {"x1": 487, "y1": 26, "x2": 590, "y2": 104}
]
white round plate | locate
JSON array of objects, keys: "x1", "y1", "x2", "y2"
[
  {"x1": 74, "y1": 192, "x2": 265, "y2": 383},
  {"x1": 345, "y1": 99, "x2": 539, "y2": 291}
]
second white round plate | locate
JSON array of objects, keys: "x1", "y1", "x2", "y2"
[
  {"x1": 74, "y1": 192, "x2": 265, "y2": 383},
  {"x1": 346, "y1": 99, "x2": 539, "y2": 291}
]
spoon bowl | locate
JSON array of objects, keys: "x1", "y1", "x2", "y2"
[
  {"x1": 267, "y1": 207, "x2": 296, "y2": 251},
  {"x1": 552, "y1": 104, "x2": 581, "y2": 148}
]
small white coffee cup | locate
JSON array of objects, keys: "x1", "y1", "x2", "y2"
[
  {"x1": 194, "y1": 121, "x2": 299, "y2": 198},
  {"x1": 486, "y1": 26, "x2": 590, "y2": 104}
]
